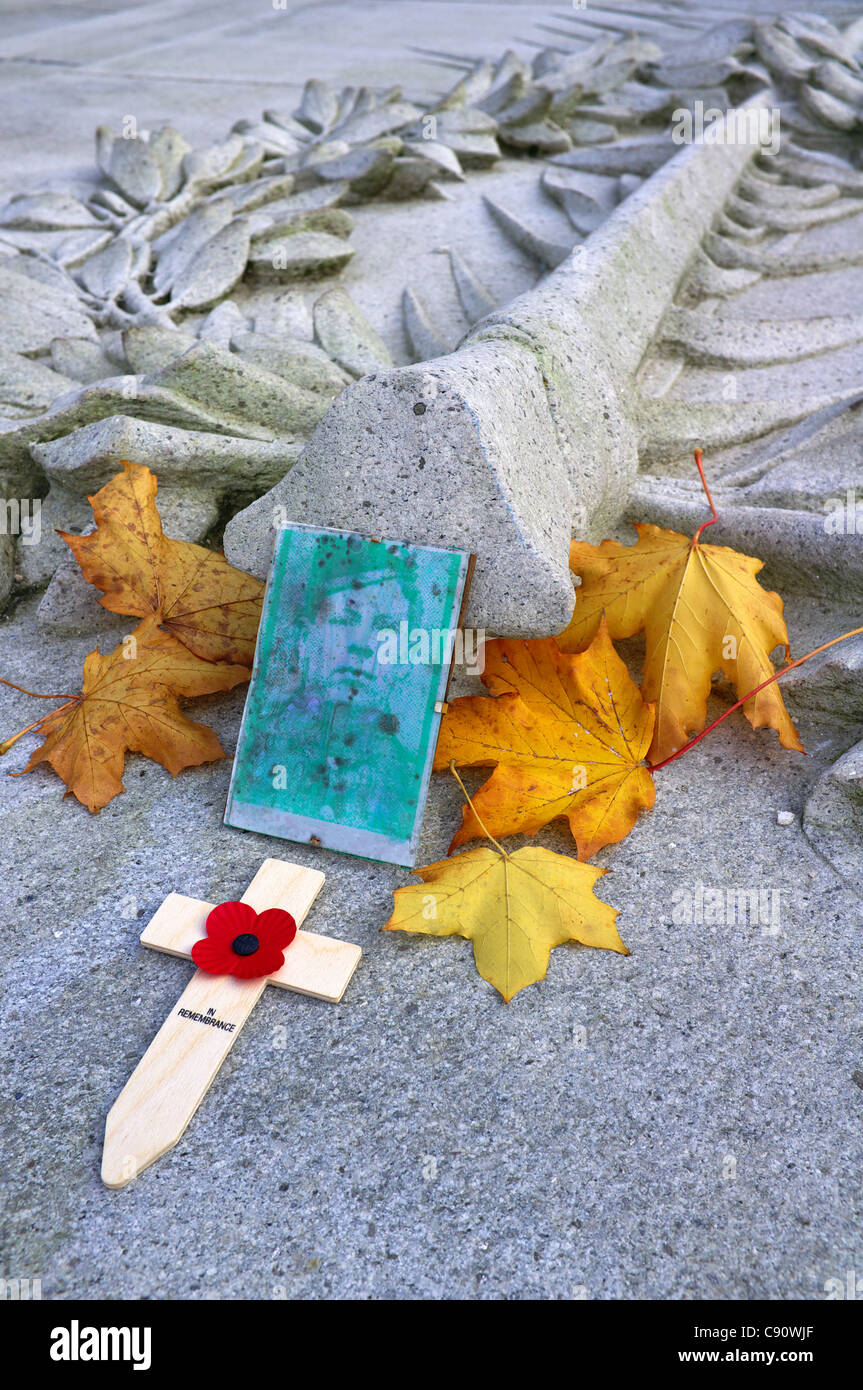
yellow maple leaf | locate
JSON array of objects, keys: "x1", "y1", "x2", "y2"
[
  {"x1": 560, "y1": 522, "x2": 803, "y2": 765},
  {"x1": 435, "y1": 618, "x2": 655, "y2": 860},
  {"x1": 22, "y1": 615, "x2": 250, "y2": 812},
  {"x1": 60, "y1": 461, "x2": 264, "y2": 666},
  {"x1": 383, "y1": 844, "x2": 627, "y2": 1001}
]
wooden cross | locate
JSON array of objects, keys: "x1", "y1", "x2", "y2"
[{"x1": 101, "y1": 858, "x2": 361, "y2": 1189}]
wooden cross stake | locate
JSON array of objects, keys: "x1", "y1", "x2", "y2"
[{"x1": 101, "y1": 858, "x2": 361, "y2": 1189}]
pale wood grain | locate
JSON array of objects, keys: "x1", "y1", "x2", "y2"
[
  {"x1": 101, "y1": 858, "x2": 360, "y2": 1189},
  {"x1": 140, "y1": 861, "x2": 361, "y2": 1003},
  {"x1": 101, "y1": 970, "x2": 268, "y2": 1189}
]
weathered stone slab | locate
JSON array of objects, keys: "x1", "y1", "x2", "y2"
[
  {"x1": 0, "y1": 264, "x2": 98, "y2": 355},
  {"x1": 0, "y1": 350, "x2": 76, "y2": 414},
  {"x1": 31, "y1": 414, "x2": 300, "y2": 492},
  {"x1": 804, "y1": 738, "x2": 863, "y2": 885}
]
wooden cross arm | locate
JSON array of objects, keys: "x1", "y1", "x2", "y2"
[
  {"x1": 142, "y1": 895, "x2": 360, "y2": 1004},
  {"x1": 101, "y1": 858, "x2": 360, "y2": 1189}
]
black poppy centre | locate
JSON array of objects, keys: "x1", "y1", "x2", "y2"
[{"x1": 231, "y1": 932, "x2": 260, "y2": 957}]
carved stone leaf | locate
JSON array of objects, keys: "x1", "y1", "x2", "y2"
[
  {"x1": 754, "y1": 23, "x2": 814, "y2": 80},
  {"x1": 0, "y1": 349, "x2": 76, "y2": 413},
  {"x1": 434, "y1": 129, "x2": 500, "y2": 167},
  {"x1": 232, "y1": 330, "x2": 351, "y2": 395},
  {"x1": 0, "y1": 375, "x2": 290, "y2": 473},
  {"x1": 778, "y1": 13, "x2": 849, "y2": 62},
  {"x1": 197, "y1": 299, "x2": 248, "y2": 347},
  {"x1": 333, "y1": 85, "x2": 361, "y2": 127},
  {"x1": 302, "y1": 140, "x2": 351, "y2": 172},
  {"x1": 95, "y1": 125, "x2": 114, "y2": 178},
  {"x1": 553, "y1": 138, "x2": 672, "y2": 176},
  {"x1": 402, "y1": 287, "x2": 449, "y2": 360},
  {"x1": 0, "y1": 193, "x2": 102, "y2": 231},
  {"x1": 152, "y1": 200, "x2": 235, "y2": 295},
  {"x1": 249, "y1": 206, "x2": 353, "y2": 243},
  {"x1": 483, "y1": 197, "x2": 572, "y2": 268},
  {"x1": 447, "y1": 248, "x2": 495, "y2": 323},
  {"x1": 543, "y1": 166, "x2": 618, "y2": 214},
  {"x1": 296, "y1": 78, "x2": 339, "y2": 134},
  {"x1": 800, "y1": 83, "x2": 861, "y2": 132},
  {"x1": 49, "y1": 337, "x2": 116, "y2": 385},
  {"x1": 169, "y1": 219, "x2": 251, "y2": 311},
  {"x1": 212, "y1": 141, "x2": 264, "y2": 188},
  {"x1": 485, "y1": 82, "x2": 548, "y2": 124},
  {"x1": 313, "y1": 286, "x2": 394, "y2": 377},
  {"x1": 0, "y1": 265, "x2": 97, "y2": 354},
  {"x1": 311, "y1": 145, "x2": 395, "y2": 196},
  {"x1": 497, "y1": 117, "x2": 572, "y2": 155},
  {"x1": 32, "y1": 420, "x2": 297, "y2": 505},
  {"x1": 814, "y1": 59, "x2": 863, "y2": 109},
  {"x1": 262, "y1": 108, "x2": 318, "y2": 143},
  {"x1": 108, "y1": 138, "x2": 163, "y2": 207},
  {"x1": 219, "y1": 173, "x2": 296, "y2": 213},
  {"x1": 246, "y1": 230, "x2": 354, "y2": 280},
  {"x1": 148, "y1": 125, "x2": 191, "y2": 201},
  {"x1": 431, "y1": 107, "x2": 499, "y2": 136},
  {"x1": 90, "y1": 187, "x2": 136, "y2": 218},
  {"x1": 439, "y1": 58, "x2": 496, "y2": 106},
  {"x1": 122, "y1": 324, "x2": 197, "y2": 373},
  {"x1": 231, "y1": 120, "x2": 304, "y2": 157},
  {"x1": 252, "y1": 184, "x2": 350, "y2": 228},
  {"x1": 401, "y1": 139, "x2": 464, "y2": 180},
  {"x1": 330, "y1": 101, "x2": 423, "y2": 144},
  {"x1": 384, "y1": 158, "x2": 437, "y2": 200},
  {"x1": 2, "y1": 254, "x2": 82, "y2": 301},
  {"x1": 150, "y1": 340, "x2": 330, "y2": 435},
  {"x1": 667, "y1": 18, "x2": 753, "y2": 65},
  {"x1": 53, "y1": 230, "x2": 114, "y2": 270},
  {"x1": 181, "y1": 135, "x2": 245, "y2": 188},
  {"x1": 78, "y1": 237, "x2": 134, "y2": 300}
]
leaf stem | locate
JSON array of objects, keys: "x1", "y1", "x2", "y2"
[
  {"x1": 0, "y1": 700, "x2": 79, "y2": 756},
  {"x1": 0, "y1": 676, "x2": 82, "y2": 756},
  {"x1": 651, "y1": 625, "x2": 863, "y2": 771},
  {"x1": 0, "y1": 676, "x2": 78, "y2": 699},
  {"x1": 448, "y1": 760, "x2": 509, "y2": 857},
  {"x1": 691, "y1": 447, "x2": 718, "y2": 547}
]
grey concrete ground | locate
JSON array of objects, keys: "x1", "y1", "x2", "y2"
[
  {"x1": 2, "y1": 587, "x2": 863, "y2": 1299},
  {"x1": 2, "y1": 0, "x2": 863, "y2": 1301}
]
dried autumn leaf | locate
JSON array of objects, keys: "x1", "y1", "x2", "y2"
[
  {"x1": 383, "y1": 844, "x2": 627, "y2": 1001},
  {"x1": 435, "y1": 618, "x2": 655, "y2": 860},
  {"x1": 61, "y1": 461, "x2": 264, "y2": 666},
  {"x1": 560, "y1": 523, "x2": 803, "y2": 766},
  {"x1": 23, "y1": 615, "x2": 250, "y2": 812}
]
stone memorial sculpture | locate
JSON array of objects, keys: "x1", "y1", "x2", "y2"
[{"x1": 1, "y1": 5, "x2": 863, "y2": 881}]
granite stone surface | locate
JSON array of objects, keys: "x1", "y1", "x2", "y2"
[
  {"x1": 2, "y1": 0, "x2": 862, "y2": 1303},
  {"x1": 2, "y1": 587, "x2": 862, "y2": 1299}
]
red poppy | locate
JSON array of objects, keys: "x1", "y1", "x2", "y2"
[{"x1": 191, "y1": 900, "x2": 297, "y2": 980}]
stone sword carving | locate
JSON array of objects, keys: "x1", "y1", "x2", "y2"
[
  {"x1": 2, "y1": 6, "x2": 861, "y2": 628},
  {"x1": 3, "y1": 2, "x2": 863, "y2": 875}
]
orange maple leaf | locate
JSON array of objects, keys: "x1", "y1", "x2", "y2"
[
  {"x1": 560, "y1": 523, "x2": 803, "y2": 766},
  {"x1": 61, "y1": 461, "x2": 264, "y2": 666},
  {"x1": 435, "y1": 618, "x2": 655, "y2": 860},
  {"x1": 22, "y1": 615, "x2": 250, "y2": 812}
]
